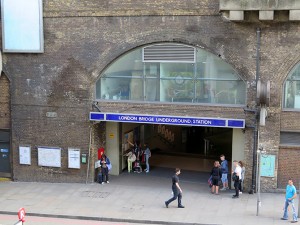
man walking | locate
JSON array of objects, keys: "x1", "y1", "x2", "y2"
[
  {"x1": 232, "y1": 160, "x2": 241, "y2": 198},
  {"x1": 220, "y1": 154, "x2": 229, "y2": 191},
  {"x1": 165, "y1": 168, "x2": 185, "y2": 208},
  {"x1": 281, "y1": 178, "x2": 298, "y2": 223}
]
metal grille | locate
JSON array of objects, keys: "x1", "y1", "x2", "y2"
[
  {"x1": 280, "y1": 132, "x2": 300, "y2": 146},
  {"x1": 143, "y1": 43, "x2": 195, "y2": 63}
]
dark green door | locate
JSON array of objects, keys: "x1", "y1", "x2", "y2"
[{"x1": 0, "y1": 130, "x2": 11, "y2": 175}]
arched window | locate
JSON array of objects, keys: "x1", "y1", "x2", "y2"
[
  {"x1": 96, "y1": 43, "x2": 246, "y2": 105},
  {"x1": 284, "y1": 63, "x2": 300, "y2": 109}
]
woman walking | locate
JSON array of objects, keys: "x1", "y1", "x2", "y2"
[
  {"x1": 211, "y1": 161, "x2": 222, "y2": 195},
  {"x1": 238, "y1": 161, "x2": 245, "y2": 194}
]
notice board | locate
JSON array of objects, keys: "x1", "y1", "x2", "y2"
[
  {"x1": 19, "y1": 146, "x2": 31, "y2": 165},
  {"x1": 68, "y1": 148, "x2": 80, "y2": 169},
  {"x1": 38, "y1": 147, "x2": 61, "y2": 167},
  {"x1": 260, "y1": 154, "x2": 276, "y2": 177}
]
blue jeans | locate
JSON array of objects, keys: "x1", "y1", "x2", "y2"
[
  {"x1": 146, "y1": 155, "x2": 150, "y2": 171},
  {"x1": 283, "y1": 199, "x2": 298, "y2": 221}
]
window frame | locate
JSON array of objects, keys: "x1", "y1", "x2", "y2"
[{"x1": 95, "y1": 43, "x2": 247, "y2": 107}]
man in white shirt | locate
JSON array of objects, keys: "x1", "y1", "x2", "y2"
[{"x1": 232, "y1": 160, "x2": 242, "y2": 199}]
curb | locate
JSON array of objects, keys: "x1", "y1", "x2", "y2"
[{"x1": 0, "y1": 211, "x2": 219, "y2": 225}]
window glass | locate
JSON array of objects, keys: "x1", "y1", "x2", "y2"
[
  {"x1": 96, "y1": 43, "x2": 246, "y2": 105},
  {"x1": 284, "y1": 63, "x2": 300, "y2": 109}
]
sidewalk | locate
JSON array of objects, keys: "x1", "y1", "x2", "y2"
[{"x1": 0, "y1": 169, "x2": 297, "y2": 225}]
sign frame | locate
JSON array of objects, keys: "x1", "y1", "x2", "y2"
[
  {"x1": 19, "y1": 146, "x2": 31, "y2": 165},
  {"x1": 38, "y1": 146, "x2": 61, "y2": 168},
  {"x1": 68, "y1": 148, "x2": 81, "y2": 169}
]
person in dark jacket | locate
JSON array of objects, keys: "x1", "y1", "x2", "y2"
[
  {"x1": 211, "y1": 161, "x2": 222, "y2": 195},
  {"x1": 100, "y1": 154, "x2": 111, "y2": 184}
]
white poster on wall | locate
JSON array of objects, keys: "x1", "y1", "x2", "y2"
[
  {"x1": 68, "y1": 148, "x2": 80, "y2": 169},
  {"x1": 38, "y1": 147, "x2": 61, "y2": 167},
  {"x1": 19, "y1": 146, "x2": 31, "y2": 165}
]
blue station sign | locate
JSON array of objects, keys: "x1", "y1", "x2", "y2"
[{"x1": 90, "y1": 112, "x2": 245, "y2": 128}]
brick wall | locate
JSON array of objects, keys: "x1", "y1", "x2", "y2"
[
  {"x1": 1, "y1": 0, "x2": 299, "y2": 185},
  {"x1": 0, "y1": 74, "x2": 10, "y2": 129},
  {"x1": 278, "y1": 147, "x2": 300, "y2": 189}
]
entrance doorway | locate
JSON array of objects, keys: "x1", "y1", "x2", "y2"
[
  {"x1": 0, "y1": 74, "x2": 11, "y2": 178},
  {"x1": 120, "y1": 123, "x2": 237, "y2": 174},
  {"x1": 0, "y1": 130, "x2": 11, "y2": 177}
]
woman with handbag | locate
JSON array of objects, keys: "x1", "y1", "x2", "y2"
[{"x1": 210, "y1": 161, "x2": 222, "y2": 195}]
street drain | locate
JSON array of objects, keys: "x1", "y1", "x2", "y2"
[{"x1": 81, "y1": 191, "x2": 110, "y2": 198}]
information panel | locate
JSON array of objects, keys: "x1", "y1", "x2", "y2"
[
  {"x1": 68, "y1": 148, "x2": 80, "y2": 169},
  {"x1": 38, "y1": 147, "x2": 61, "y2": 168},
  {"x1": 260, "y1": 154, "x2": 276, "y2": 177},
  {"x1": 19, "y1": 146, "x2": 31, "y2": 165}
]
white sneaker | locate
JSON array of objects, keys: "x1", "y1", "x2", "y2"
[
  {"x1": 101, "y1": 182, "x2": 104, "y2": 185},
  {"x1": 220, "y1": 187, "x2": 226, "y2": 191},
  {"x1": 106, "y1": 181, "x2": 109, "y2": 184},
  {"x1": 239, "y1": 191, "x2": 242, "y2": 194}
]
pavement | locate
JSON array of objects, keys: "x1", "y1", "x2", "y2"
[{"x1": 0, "y1": 167, "x2": 298, "y2": 225}]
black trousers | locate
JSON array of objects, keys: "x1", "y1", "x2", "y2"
[
  {"x1": 166, "y1": 187, "x2": 182, "y2": 206},
  {"x1": 234, "y1": 179, "x2": 241, "y2": 196}
]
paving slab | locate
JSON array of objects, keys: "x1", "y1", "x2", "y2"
[{"x1": 0, "y1": 170, "x2": 298, "y2": 225}]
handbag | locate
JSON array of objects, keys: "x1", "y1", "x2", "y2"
[
  {"x1": 232, "y1": 172, "x2": 238, "y2": 182},
  {"x1": 208, "y1": 175, "x2": 213, "y2": 188}
]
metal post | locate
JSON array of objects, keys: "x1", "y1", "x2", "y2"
[
  {"x1": 256, "y1": 149, "x2": 261, "y2": 216},
  {"x1": 298, "y1": 180, "x2": 300, "y2": 218}
]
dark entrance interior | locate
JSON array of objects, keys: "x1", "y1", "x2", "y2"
[
  {"x1": 122, "y1": 123, "x2": 232, "y2": 174},
  {"x1": 0, "y1": 130, "x2": 11, "y2": 177}
]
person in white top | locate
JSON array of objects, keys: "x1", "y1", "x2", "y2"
[{"x1": 232, "y1": 160, "x2": 242, "y2": 198}]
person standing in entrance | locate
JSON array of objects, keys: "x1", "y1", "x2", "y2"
[
  {"x1": 281, "y1": 178, "x2": 298, "y2": 223},
  {"x1": 165, "y1": 168, "x2": 185, "y2": 208},
  {"x1": 144, "y1": 143, "x2": 151, "y2": 173},
  {"x1": 220, "y1": 154, "x2": 229, "y2": 191},
  {"x1": 232, "y1": 160, "x2": 241, "y2": 198}
]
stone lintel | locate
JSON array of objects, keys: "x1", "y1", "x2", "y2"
[
  {"x1": 259, "y1": 10, "x2": 274, "y2": 20},
  {"x1": 289, "y1": 10, "x2": 300, "y2": 21},
  {"x1": 229, "y1": 11, "x2": 244, "y2": 21}
]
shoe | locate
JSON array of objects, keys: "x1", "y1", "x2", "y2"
[
  {"x1": 106, "y1": 181, "x2": 109, "y2": 184},
  {"x1": 281, "y1": 218, "x2": 288, "y2": 220},
  {"x1": 165, "y1": 201, "x2": 168, "y2": 208},
  {"x1": 291, "y1": 221, "x2": 298, "y2": 223},
  {"x1": 232, "y1": 195, "x2": 239, "y2": 198},
  {"x1": 215, "y1": 193, "x2": 219, "y2": 195},
  {"x1": 239, "y1": 191, "x2": 242, "y2": 194},
  {"x1": 101, "y1": 182, "x2": 104, "y2": 185},
  {"x1": 178, "y1": 205, "x2": 185, "y2": 208},
  {"x1": 220, "y1": 188, "x2": 226, "y2": 191}
]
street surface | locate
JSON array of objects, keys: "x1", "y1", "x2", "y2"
[{"x1": 0, "y1": 167, "x2": 296, "y2": 225}]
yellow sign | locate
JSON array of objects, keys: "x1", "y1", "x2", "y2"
[{"x1": 109, "y1": 133, "x2": 114, "y2": 139}]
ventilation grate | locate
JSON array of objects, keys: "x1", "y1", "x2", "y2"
[{"x1": 143, "y1": 43, "x2": 195, "y2": 63}]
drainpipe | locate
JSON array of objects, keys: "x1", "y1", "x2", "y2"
[{"x1": 249, "y1": 28, "x2": 261, "y2": 194}]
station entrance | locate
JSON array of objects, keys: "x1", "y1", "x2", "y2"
[
  {"x1": 101, "y1": 121, "x2": 245, "y2": 184},
  {"x1": 121, "y1": 122, "x2": 240, "y2": 173}
]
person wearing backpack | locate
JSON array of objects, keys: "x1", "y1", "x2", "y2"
[{"x1": 211, "y1": 161, "x2": 222, "y2": 195}]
